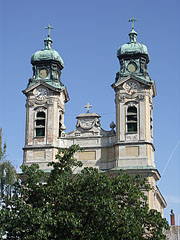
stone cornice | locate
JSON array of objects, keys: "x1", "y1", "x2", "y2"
[{"x1": 115, "y1": 141, "x2": 155, "y2": 151}]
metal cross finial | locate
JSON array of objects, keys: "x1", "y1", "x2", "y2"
[
  {"x1": 84, "y1": 102, "x2": 92, "y2": 113},
  {"x1": 45, "y1": 24, "x2": 54, "y2": 37},
  {"x1": 128, "y1": 16, "x2": 137, "y2": 30}
]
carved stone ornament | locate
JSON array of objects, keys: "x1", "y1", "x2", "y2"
[
  {"x1": 125, "y1": 93, "x2": 138, "y2": 99},
  {"x1": 110, "y1": 121, "x2": 116, "y2": 130},
  {"x1": 27, "y1": 100, "x2": 34, "y2": 108},
  {"x1": 149, "y1": 96, "x2": 153, "y2": 104},
  {"x1": 118, "y1": 94, "x2": 125, "y2": 102},
  {"x1": 60, "y1": 124, "x2": 66, "y2": 131},
  {"x1": 126, "y1": 101, "x2": 137, "y2": 107},
  {"x1": 137, "y1": 94, "x2": 145, "y2": 101},
  {"x1": 35, "y1": 106, "x2": 47, "y2": 113},
  {"x1": 35, "y1": 99, "x2": 47, "y2": 105},
  {"x1": 126, "y1": 134, "x2": 138, "y2": 141},
  {"x1": 46, "y1": 98, "x2": 54, "y2": 105},
  {"x1": 76, "y1": 118, "x2": 101, "y2": 130},
  {"x1": 57, "y1": 100, "x2": 64, "y2": 111}
]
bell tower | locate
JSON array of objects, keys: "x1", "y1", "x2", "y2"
[
  {"x1": 112, "y1": 18, "x2": 166, "y2": 212},
  {"x1": 112, "y1": 18, "x2": 156, "y2": 169},
  {"x1": 23, "y1": 25, "x2": 69, "y2": 170}
]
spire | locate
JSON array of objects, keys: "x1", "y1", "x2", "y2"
[
  {"x1": 44, "y1": 24, "x2": 54, "y2": 49},
  {"x1": 128, "y1": 17, "x2": 138, "y2": 43}
]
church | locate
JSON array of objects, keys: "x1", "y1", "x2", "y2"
[{"x1": 22, "y1": 21, "x2": 166, "y2": 215}]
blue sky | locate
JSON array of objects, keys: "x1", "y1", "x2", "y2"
[{"x1": 0, "y1": 0, "x2": 179, "y2": 222}]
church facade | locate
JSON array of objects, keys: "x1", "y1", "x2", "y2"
[{"x1": 22, "y1": 23, "x2": 166, "y2": 215}]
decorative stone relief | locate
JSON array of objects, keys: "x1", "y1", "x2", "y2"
[
  {"x1": 27, "y1": 100, "x2": 35, "y2": 108},
  {"x1": 126, "y1": 134, "x2": 138, "y2": 141},
  {"x1": 46, "y1": 98, "x2": 54, "y2": 105},
  {"x1": 118, "y1": 94, "x2": 125, "y2": 102},
  {"x1": 126, "y1": 101, "x2": 138, "y2": 107},
  {"x1": 57, "y1": 100, "x2": 64, "y2": 111},
  {"x1": 76, "y1": 118, "x2": 100, "y2": 130},
  {"x1": 118, "y1": 92, "x2": 141, "y2": 102},
  {"x1": 36, "y1": 106, "x2": 46, "y2": 112},
  {"x1": 149, "y1": 96, "x2": 153, "y2": 104},
  {"x1": 35, "y1": 98, "x2": 47, "y2": 105},
  {"x1": 137, "y1": 94, "x2": 145, "y2": 101}
]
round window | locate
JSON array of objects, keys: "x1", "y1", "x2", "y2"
[{"x1": 127, "y1": 62, "x2": 137, "y2": 73}]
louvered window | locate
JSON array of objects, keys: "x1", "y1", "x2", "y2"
[
  {"x1": 35, "y1": 111, "x2": 45, "y2": 137},
  {"x1": 127, "y1": 106, "x2": 137, "y2": 133}
]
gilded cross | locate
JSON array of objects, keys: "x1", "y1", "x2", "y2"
[
  {"x1": 45, "y1": 24, "x2": 54, "y2": 37},
  {"x1": 84, "y1": 102, "x2": 92, "y2": 113},
  {"x1": 128, "y1": 16, "x2": 137, "y2": 29}
]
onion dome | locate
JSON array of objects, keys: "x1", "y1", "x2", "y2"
[
  {"x1": 27, "y1": 25, "x2": 66, "y2": 90},
  {"x1": 31, "y1": 36, "x2": 64, "y2": 69},
  {"x1": 117, "y1": 26, "x2": 149, "y2": 63}
]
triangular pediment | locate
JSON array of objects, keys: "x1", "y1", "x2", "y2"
[
  {"x1": 112, "y1": 75, "x2": 152, "y2": 88},
  {"x1": 22, "y1": 81, "x2": 69, "y2": 102},
  {"x1": 111, "y1": 75, "x2": 156, "y2": 97}
]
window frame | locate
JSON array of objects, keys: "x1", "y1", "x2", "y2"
[
  {"x1": 126, "y1": 105, "x2": 138, "y2": 134},
  {"x1": 35, "y1": 110, "x2": 46, "y2": 138}
]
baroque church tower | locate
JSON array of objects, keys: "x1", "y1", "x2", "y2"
[
  {"x1": 23, "y1": 25, "x2": 69, "y2": 170},
  {"x1": 112, "y1": 21, "x2": 156, "y2": 175},
  {"x1": 23, "y1": 22, "x2": 166, "y2": 215},
  {"x1": 111, "y1": 20, "x2": 166, "y2": 213}
]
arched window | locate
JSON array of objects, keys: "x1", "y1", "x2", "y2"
[
  {"x1": 127, "y1": 106, "x2": 137, "y2": 133},
  {"x1": 35, "y1": 111, "x2": 46, "y2": 137}
]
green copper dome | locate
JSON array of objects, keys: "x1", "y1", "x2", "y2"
[
  {"x1": 31, "y1": 37, "x2": 64, "y2": 68},
  {"x1": 117, "y1": 28, "x2": 149, "y2": 63}
]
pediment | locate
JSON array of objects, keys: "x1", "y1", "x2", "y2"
[
  {"x1": 22, "y1": 81, "x2": 69, "y2": 102},
  {"x1": 65, "y1": 112, "x2": 115, "y2": 138},
  {"x1": 112, "y1": 75, "x2": 156, "y2": 97}
]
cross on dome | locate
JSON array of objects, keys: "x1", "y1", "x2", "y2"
[
  {"x1": 84, "y1": 102, "x2": 92, "y2": 113},
  {"x1": 128, "y1": 17, "x2": 138, "y2": 43},
  {"x1": 128, "y1": 16, "x2": 137, "y2": 30},
  {"x1": 45, "y1": 24, "x2": 54, "y2": 38}
]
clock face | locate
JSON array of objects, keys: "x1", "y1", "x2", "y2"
[
  {"x1": 125, "y1": 81, "x2": 138, "y2": 95},
  {"x1": 39, "y1": 69, "x2": 48, "y2": 79},
  {"x1": 35, "y1": 88, "x2": 48, "y2": 100},
  {"x1": 127, "y1": 62, "x2": 137, "y2": 73}
]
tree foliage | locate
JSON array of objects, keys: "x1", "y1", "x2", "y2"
[
  {"x1": 0, "y1": 128, "x2": 17, "y2": 205},
  {"x1": 0, "y1": 128, "x2": 7, "y2": 161},
  {"x1": 0, "y1": 145, "x2": 169, "y2": 239}
]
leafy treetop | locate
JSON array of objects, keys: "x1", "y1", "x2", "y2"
[{"x1": 0, "y1": 145, "x2": 169, "y2": 240}]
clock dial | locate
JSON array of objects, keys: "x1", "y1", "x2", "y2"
[
  {"x1": 125, "y1": 81, "x2": 138, "y2": 95},
  {"x1": 127, "y1": 62, "x2": 137, "y2": 73},
  {"x1": 35, "y1": 88, "x2": 48, "y2": 100},
  {"x1": 39, "y1": 69, "x2": 48, "y2": 79}
]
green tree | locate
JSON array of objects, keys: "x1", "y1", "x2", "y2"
[
  {"x1": 0, "y1": 145, "x2": 169, "y2": 240},
  {"x1": 0, "y1": 128, "x2": 17, "y2": 205},
  {"x1": 0, "y1": 128, "x2": 6, "y2": 161}
]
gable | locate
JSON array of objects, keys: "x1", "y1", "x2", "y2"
[
  {"x1": 22, "y1": 81, "x2": 69, "y2": 102},
  {"x1": 112, "y1": 75, "x2": 156, "y2": 97}
]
